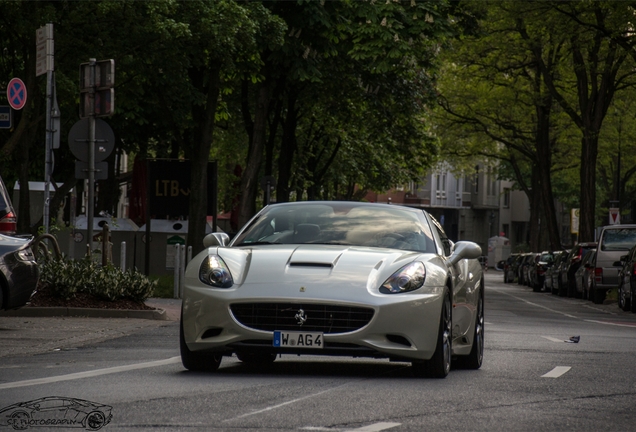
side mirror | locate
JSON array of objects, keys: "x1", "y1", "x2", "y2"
[
  {"x1": 203, "y1": 232, "x2": 230, "y2": 248},
  {"x1": 449, "y1": 241, "x2": 482, "y2": 266}
]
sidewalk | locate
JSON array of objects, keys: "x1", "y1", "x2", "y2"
[
  {"x1": 0, "y1": 298, "x2": 181, "y2": 358},
  {"x1": 0, "y1": 298, "x2": 182, "y2": 321}
]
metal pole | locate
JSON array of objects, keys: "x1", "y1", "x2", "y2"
[
  {"x1": 43, "y1": 69, "x2": 53, "y2": 234},
  {"x1": 87, "y1": 58, "x2": 96, "y2": 256},
  {"x1": 173, "y1": 244, "x2": 180, "y2": 299}
]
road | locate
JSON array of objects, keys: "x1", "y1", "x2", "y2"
[{"x1": 1, "y1": 272, "x2": 635, "y2": 431}]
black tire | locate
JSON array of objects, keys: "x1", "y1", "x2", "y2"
[
  {"x1": 85, "y1": 411, "x2": 107, "y2": 431},
  {"x1": 412, "y1": 290, "x2": 452, "y2": 378},
  {"x1": 237, "y1": 352, "x2": 277, "y2": 364},
  {"x1": 630, "y1": 282, "x2": 636, "y2": 313},
  {"x1": 180, "y1": 315, "x2": 222, "y2": 372},
  {"x1": 457, "y1": 291, "x2": 484, "y2": 370},
  {"x1": 592, "y1": 288, "x2": 606, "y2": 305},
  {"x1": 619, "y1": 282, "x2": 630, "y2": 311}
]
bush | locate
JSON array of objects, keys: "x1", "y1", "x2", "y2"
[{"x1": 39, "y1": 256, "x2": 156, "y2": 302}]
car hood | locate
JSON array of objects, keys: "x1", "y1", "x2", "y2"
[{"x1": 215, "y1": 245, "x2": 445, "y2": 289}]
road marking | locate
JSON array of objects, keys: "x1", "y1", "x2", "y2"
[
  {"x1": 490, "y1": 288, "x2": 578, "y2": 318},
  {"x1": 0, "y1": 356, "x2": 181, "y2": 390},
  {"x1": 542, "y1": 366, "x2": 571, "y2": 378},
  {"x1": 541, "y1": 336, "x2": 565, "y2": 343},
  {"x1": 345, "y1": 423, "x2": 401, "y2": 431},
  {"x1": 225, "y1": 382, "x2": 354, "y2": 422},
  {"x1": 585, "y1": 319, "x2": 636, "y2": 328}
]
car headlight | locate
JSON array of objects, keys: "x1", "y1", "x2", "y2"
[
  {"x1": 16, "y1": 248, "x2": 36, "y2": 262},
  {"x1": 199, "y1": 254, "x2": 233, "y2": 288},
  {"x1": 380, "y1": 261, "x2": 426, "y2": 294}
]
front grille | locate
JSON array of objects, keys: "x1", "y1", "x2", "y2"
[{"x1": 230, "y1": 303, "x2": 374, "y2": 334}]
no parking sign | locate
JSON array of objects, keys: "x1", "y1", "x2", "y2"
[{"x1": 7, "y1": 78, "x2": 27, "y2": 110}]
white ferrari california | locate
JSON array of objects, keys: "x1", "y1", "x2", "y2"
[{"x1": 180, "y1": 201, "x2": 484, "y2": 378}]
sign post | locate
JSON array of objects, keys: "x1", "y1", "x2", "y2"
[
  {"x1": 37, "y1": 23, "x2": 55, "y2": 234},
  {"x1": 78, "y1": 58, "x2": 115, "y2": 254}
]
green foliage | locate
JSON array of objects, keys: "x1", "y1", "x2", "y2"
[{"x1": 39, "y1": 257, "x2": 156, "y2": 302}]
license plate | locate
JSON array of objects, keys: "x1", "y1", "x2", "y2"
[{"x1": 273, "y1": 331, "x2": 323, "y2": 349}]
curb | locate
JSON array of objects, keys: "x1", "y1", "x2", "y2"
[{"x1": 0, "y1": 307, "x2": 169, "y2": 320}]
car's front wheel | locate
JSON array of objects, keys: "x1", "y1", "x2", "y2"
[
  {"x1": 180, "y1": 314, "x2": 222, "y2": 372},
  {"x1": 412, "y1": 289, "x2": 451, "y2": 379},
  {"x1": 457, "y1": 289, "x2": 484, "y2": 370},
  {"x1": 631, "y1": 282, "x2": 636, "y2": 313},
  {"x1": 619, "y1": 281, "x2": 630, "y2": 311}
]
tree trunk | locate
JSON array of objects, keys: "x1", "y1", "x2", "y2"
[
  {"x1": 238, "y1": 80, "x2": 271, "y2": 227},
  {"x1": 579, "y1": 134, "x2": 598, "y2": 242},
  {"x1": 187, "y1": 66, "x2": 221, "y2": 256},
  {"x1": 276, "y1": 90, "x2": 299, "y2": 203}
]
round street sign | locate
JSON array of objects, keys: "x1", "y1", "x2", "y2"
[
  {"x1": 67, "y1": 118, "x2": 115, "y2": 162},
  {"x1": 7, "y1": 78, "x2": 27, "y2": 110}
]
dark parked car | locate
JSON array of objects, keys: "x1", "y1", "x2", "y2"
[
  {"x1": 558, "y1": 242, "x2": 597, "y2": 297},
  {"x1": 616, "y1": 244, "x2": 636, "y2": 312},
  {"x1": 574, "y1": 249, "x2": 596, "y2": 300},
  {"x1": 530, "y1": 251, "x2": 554, "y2": 292},
  {"x1": 545, "y1": 251, "x2": 565, "y2": 293},
  {"x1": 0, "y1": 234, "x2": 39, "y2": 310},
  {"x1": 517, "y1": 253, "x2": 534, "y2": 286},
  {"x1": 503, "y1": 253, "x2": 520, "y2": 283},
  {"x1": 0, "y1": 176, "x2": 17, "y2": 235}
]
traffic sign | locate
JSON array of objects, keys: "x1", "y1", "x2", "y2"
[
  {"x1": 67, "y1": 118, "x2": 115, "y2": 162},
  {"x1": 609, "y1": 208, "x2": 620, "y2": 225},
  {"x1": 7, "y1": 78, "x2": 27, "y2": 110},
  {"x1": 0, "y1": 106, "x2": 11, "y2": 129}
]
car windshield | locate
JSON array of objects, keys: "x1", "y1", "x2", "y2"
[
  {"x1": 232, "y1": 202, "x2": 437, "y2": 253},
  {"x1": 600, "y1": 228, "x2": 636, "y2": 251}
]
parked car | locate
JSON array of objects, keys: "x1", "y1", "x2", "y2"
[
  {"x1": 592, "y1": 225, "x2": 636, "y2": 304},
  {"x1": 524, "y1": 253, "x2": 540, "y2": 288},
  {"x1": 558, "y1": 242, "x2": 597, "y2": 297},
  {"x1": 0, "y1": 234, "x2": 40, "y2": 310},
  {"x1": 180, "y1": 201, "x2": 484, "y2": 378},
  {"x1": 545, "y1": 250, "x2": 565, "y2": 293},
  {"x1": 0, "y1": 176, "x2": 17, "y2": 235},
  {"x1": 530, "y1": 251, "x2": 554, "y2": 292},
  {"x1": 616, "y1": 244, "x2": 636, "y2": 312},
  {"x1": 503, "y1": 253, "x2": 519, "y2": 283},
  {"x1": 517, "y1": 253, "x2": 534, "y2": 286},
  {"x1": 574, "y1": 249, "x2": 596, "y2": 300}
]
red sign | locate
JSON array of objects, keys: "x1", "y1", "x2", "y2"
[{"x1": 7, "y1": 78, "x2": 27, "y2": 110}]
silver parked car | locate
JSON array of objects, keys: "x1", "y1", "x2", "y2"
[
  {"x1": 180, "y1": 201, "x2": 484, "y2": 378},
  {"x1": 592, "y1": 225, "x2": 636, "y2": 304}
]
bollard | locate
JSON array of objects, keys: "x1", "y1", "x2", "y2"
[
  {"x1": 120, "y1": 241, "x2": 126, "y2": 272},
  {"x1": 173, "y1": 244, "x2": 180, "y2": 299}
]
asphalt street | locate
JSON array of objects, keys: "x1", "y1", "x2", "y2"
[{"x1": 1, "y1": 272, "x2": 636, "y2": 431}]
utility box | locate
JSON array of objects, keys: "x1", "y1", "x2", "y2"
[
  {"x1": 58, "y1": 216, "x2": 139, "y2": 270},
  {"x1": 487, "y1": 235, "x2": 511, "y2": 268},
  {"x1": 135, "y1": 220, "x2": 213, "y2": 276}
]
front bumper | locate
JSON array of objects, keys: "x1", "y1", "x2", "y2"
[{"x1": 182, "y1": 281, "x2": 445, "y2": 362}]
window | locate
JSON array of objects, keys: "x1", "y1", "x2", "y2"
[{"x1": 503, "y1": 188, "x2": 510, "y2": 208}]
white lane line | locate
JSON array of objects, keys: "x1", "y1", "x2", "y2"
[
  {"x1": 345, "y1": 422, "x2": 401, "y2": 432},
  {"x1": 541, "y1": 336, "x2": 566, "y2": 343},
  {"x1": 585, "y1": 319, "x2": 636, "y2": 328},
  {"x1": 225, "y1": 382, "x2": 354, "y2": 422},
  {"x1": 541, "y1": 366, "x2": 571, "y2": 378},
  {"x1": 0, "y1": 356, "x2": 181, "y2": 390},
  {"x1": 490, "y1": 288, "x2": 578, "y2": 319}
]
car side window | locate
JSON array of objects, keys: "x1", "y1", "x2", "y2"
[{"x1": 435, "y1": 226, "x2": 452, "y2": 257}]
